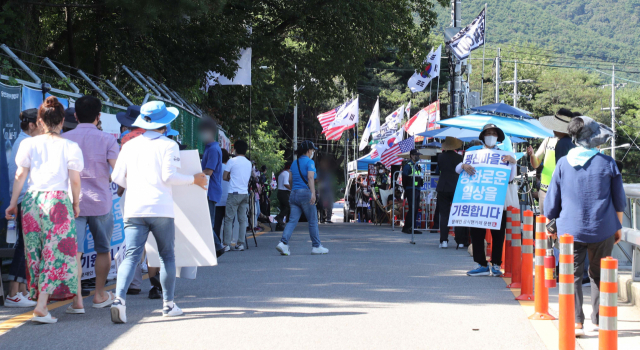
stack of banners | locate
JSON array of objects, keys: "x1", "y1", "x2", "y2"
[
  {"x1": 81, "y1": 183, "x2": 125, "y2": 280},
  {"x1": 407, "y1": 45, "x2": 442, "y2": 93},
  {"x1": 446, "y1": 9, "x2": 486, "y2": 61},
  {"x1": 448, "y1": 148, "x2": 513, "y2": 229},
  {"x1": 21, "y1": 86, "x2": 70, "y2": 111},
  {"x1": 218, "y1": 129, "x2": 231, "y2": 151},
  {"x1": 405, "y1": 101, "x2": 440, "y2": 142}
]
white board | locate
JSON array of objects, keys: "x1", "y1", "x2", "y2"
[{"x1": 146, "y1": 150, "x2": 218, "y2": 270}]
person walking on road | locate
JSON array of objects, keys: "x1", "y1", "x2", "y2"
[
  {"x1": 110, "y1": 101, "x2": 208, "y2": 323},
  {"x1": 435, "y1": 137, "x2": 463, "y2": 249},
  {"x1": 63, "y1": 95, "x2": 120, "y2": 311},
  {"x1": 5, "y1": 97, "x2": 84, "y2": 324},
  {"x1": 544, "y1": 116, "x2": 625, "y2": 336},
  {"x1": 276, "y1": 140, "x2": 328, "y2": 256},
  {"x1": 456, "y1": 124, "x2": 517, "y2": 277},
  {"x1": 402, "y1": 149, "x2": 423, "y2": 234},
  {"x1": 222, "y1": 140, "x2": 253, "y2": 251},
  {"x1": 275, "y1": 161, "x2": 292, "y2": 226}
]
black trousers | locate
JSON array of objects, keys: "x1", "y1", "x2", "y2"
[
  {"x1": 8, "y1": 202, "x2": 26, "y2": 283},
  {"x1": 275, "y1": 190, "x2": 291, "y2": 222},
  {"x1": 436, "y1": 191, "x2": 469, "y2": 244},
  {"x1": 574, "y1": 234, "x2": 615, "y2": 324},
  {"x1": 470, "y1": 211, "x2": 507, "y2": 266},
  {"x1": 404, "y1": 188, "x2": 420, "y2": 231}
]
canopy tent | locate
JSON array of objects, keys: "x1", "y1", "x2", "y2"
[
  {"x1": 348, "y1": 152, "x2": 381, "y2": 172},
  {"x1": 418, "y1": 126, "x2": 527, "y2": 144},
  {"x1": 438, "y1": 114, "x2": 553, "y2": 139},
  {"x1": 470, "y1": 103, "x2": 533, "y2": 119}
]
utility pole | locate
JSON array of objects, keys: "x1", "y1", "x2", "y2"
[
  {"x1": 494, "y1": 47, "x2": 500, "y2": 103},
  {"x1": 601, "y1": 65, "x2": 626, "y2": 160},
  {"x1": 293, "y1": 89, "x2": 298, "y2": 160},
  {"x1": 450, "y1": 0, "x2": 462, "y2": 117},
  {"x1": 502, "y1": 59, "x2": 534, "y2": 108}
]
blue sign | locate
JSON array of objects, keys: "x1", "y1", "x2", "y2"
[{"x1": 449, "y1": 149, "x2": 513, "y2": 229}]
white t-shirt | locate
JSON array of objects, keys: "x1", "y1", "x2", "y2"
[
  {"x1": 112, "y1": 131, "x2": 193, "y2": 218},
  {"x1": 225, "y1": 155, "x2": 252, "y2": 194},
  {"x1": 277, "y1": 171, "x2": 290, "y2": 191},
  {"x1": 15, "y1": 136, "x2": 84, "y2": 192}
]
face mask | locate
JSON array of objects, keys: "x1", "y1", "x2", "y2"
[
  {"x1": 310, "y1": 151, "x2": 314, "y2": 158},
  {"x1": 484, "y1": 135, "x2": 498, "y2": 147},
  {"x1": 379, "y1": 170, "x2": 385, "y2": 174}
]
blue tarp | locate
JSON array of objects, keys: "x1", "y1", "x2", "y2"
[
  {"x1": 355, "y1": 152, "x2": 380, "y2": 171},
  {"x1": 438, "y1": 114, "x2": 553, "y2": 139}
]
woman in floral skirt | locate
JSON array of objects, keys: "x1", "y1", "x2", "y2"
[{"x1": 5, "y1": 96, "x2": 84, "y2": 324}]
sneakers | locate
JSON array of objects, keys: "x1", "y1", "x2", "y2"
[
  {"x1": 148, "y1": 286, "x2": 162, "y2": 300},
  {"x1": 311, "y1": 246, "x2": 329, "y2": 255},
  {"x1": 466, "y1": 264, "x2": 491, "y2": 276},
  {"x1": 110, "y1": 299, "x2": 127, "y2": 324},
  {"x1": 162, "y1": 302, "x2": 183, "y2": 317},
  {"x1": 490, "y1": 264, "x2": 503, "y2": 277},
  {"x1": 4, "y1": 292, "x2": 37, "y2": 308},
  {"x1": 457, "y1": 244, "x2": 465, "y2": 249},
  {"x1": 223, "y1": 245, "x2": 231, "y2": 252},
  {"x1": 276, "y1": 242, "x2": 290, "y2": 256},
  {"x1": 234, "y1": 243, "x2": 245, "y2": 251},
  {"x1": 439, "y1": 241, "x2": 448, "y2": 249}
]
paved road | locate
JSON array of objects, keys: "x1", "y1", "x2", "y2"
[{"x1": 0, "y1": 220, "x2": 562, "y2": 349}]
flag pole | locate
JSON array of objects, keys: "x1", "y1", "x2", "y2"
[
  {"x1": 480, "y1": 3, "x2": 487, "y2": 105},
  {"x1": 428, "y1": 80, "x2": 432, "y2": 104}
]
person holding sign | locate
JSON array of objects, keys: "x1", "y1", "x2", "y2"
[{"x1": 454, "y1": 124, "x2": 517, "y2": 277}]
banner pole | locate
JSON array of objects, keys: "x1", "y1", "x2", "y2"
[
  {"x1": 428, "y1": 80, "x2": 432, "y2": 104},
  {"x1": 480, "y1": 3, "x2": 487, "y2": 105}
]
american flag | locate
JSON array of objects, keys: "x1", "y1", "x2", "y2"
[
  {"x1": 381, "y1": 137, "x2": 415, "y2": 167},
  {"x1": 316, "y1": 107, "x2": 352, "y2": 141}
]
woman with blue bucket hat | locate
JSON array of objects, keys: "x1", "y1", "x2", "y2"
[{"x1": 110, "y1": 101, "x2": 208, "y2": 323}]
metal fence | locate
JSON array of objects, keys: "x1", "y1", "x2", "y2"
[{"x1": 621, "y1": 184, "x2": 640, "y2": 282}]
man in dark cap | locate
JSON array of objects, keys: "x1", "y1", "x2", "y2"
[
  {"x1": 402, "y1": 149, "x2": 423, "y2": 234},
  {"x1": 63, "y1": 107, "x2": 78, "y2": 132}
]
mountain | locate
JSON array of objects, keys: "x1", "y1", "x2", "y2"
[{"x1": 435, "y1": 0, "x2": 640, "y2": 70}]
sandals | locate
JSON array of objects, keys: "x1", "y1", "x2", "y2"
[
  {"x1": 66, "y1": 305, "x2": 85, "y2": 314},
  {"x1": 92, "y1": 291, "x2": 115, "y2": 309},
  {"x1": 31, "y1": 312, "x2": 58, "y2": 324}
]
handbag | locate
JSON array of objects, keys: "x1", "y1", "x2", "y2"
[{"x1": 297, "y1": 159, "x2": 318, "y2": 204}]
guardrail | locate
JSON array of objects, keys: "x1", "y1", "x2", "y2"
[{"x1": 621, "y1": 184, "x2": 640, "y2": 282}]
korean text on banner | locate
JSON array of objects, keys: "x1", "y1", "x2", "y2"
[
  {"x1": 445, "y1": 8, "x2": 485, "y2": 61},
  {"x1": 448, "y1": 149, "x2": 512, "y2": 229},
  {"x1": 81, "y1": 182, "x2": 125, "y2": 280}
]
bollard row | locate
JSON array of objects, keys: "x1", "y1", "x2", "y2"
[
  {"x1": 516, "y1": 210, "x2": 534, "y2": 301},
  {"x1": 507, "y1": 208, "x2": 522, "y2": 288}
]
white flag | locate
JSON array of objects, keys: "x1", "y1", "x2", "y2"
[
  {"x1": 446, "y1": 8, "x2": 485, "y2": 60},
  {"x1": 373, "y1": 128, "x2": 404, "y2": 156},
  {"x1": 205, "y1": 48, "x2": 252, "y2": 90},
  {"x1": 407, "y1": 45, "x2": 442, "y2": 93},
  {"x1": 329, "y1": 97, "x2": 359, "y2": 129},
  {"x1": 405, "y1": 101, "x2": 411, "y2": 120},
  {"x1": 374, "y1": 105, "x2": 404, "y2": 140},
  {"x1": 359, "y1": 98, "x2": 380, "y2": 151}
]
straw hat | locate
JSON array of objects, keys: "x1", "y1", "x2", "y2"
[
  {"x1": 539, "y1": 108, "x2": 574, "y2": 133},
  {"x1": 441, "y1": 136, "x2": 462, "y2": 151}
]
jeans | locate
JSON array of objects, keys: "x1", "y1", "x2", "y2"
[
  {"x1": 280, "y1": 189, "x2": 321, "y2": 247},
  {"x1": 75, "y1": 210, "x2": 114, "y2": 254},
  {"x1": 574, "y1": 234, "x2": 615, "y2": 324},
  {"x1": 115, "y1": 217, "x2": 176, "y2": 302},
  {"x1": 275, "y1": 190, "x2": 291, "y2": 222},
  {"x1": 470, "y1": 212, "x2": 507, "y2": 266},
  {"x1": 207, "y1": 200, "x2": 224, "y2": 251},
  {"x1": 8, "y1": 202, "x2": 27, "y2": 283},
  {"x1": 223, "y1": 193, "x2": 249, "y2": 246}
]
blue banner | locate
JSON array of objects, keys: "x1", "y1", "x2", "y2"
[
  {"x1": 449, "y1": 149, "x2": 513, "y2": 229},
  {"x1": 0, "y1": 83, "x2": 21, "y2": 235},
  {"x1": 21, "y1": 86, "x2": 69, "y2": 111}
]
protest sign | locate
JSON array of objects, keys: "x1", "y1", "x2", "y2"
[
  {"x1": 81, "y1": 182, "x2": 126, "y2": 280},
  {"x1": 448, "y1": 149, "x2": 512, "y2": 229}
]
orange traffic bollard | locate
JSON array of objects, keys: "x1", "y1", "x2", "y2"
[
  {"x1": 559, "y1": 234, "x2": 575, "y2": 350},
  {"x1": 507, "y1": 208, "x2": 522, "y2": 288},
  {"x1": 504, "y1": 208, "x2": 512, "y2": 276},
  {"x1": 599, "y1": 257, "x2": 618, "y2": 350},
  {"x1": 529, "y1": 215, "x2": 555, "y2": 320},
  {"x1": 516, "y1": 210, "x2": 534, "y2": 300}
]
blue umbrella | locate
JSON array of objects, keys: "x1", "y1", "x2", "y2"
[
  {"x1": 438, "y1": 114, "x2": 553, "y2": 139},
  {"x1": 470, "y1": 103, "x2": 533, "y2": 119},
  {"x1": 418, "y1": 127, "x2": 480, "y2": 139}
]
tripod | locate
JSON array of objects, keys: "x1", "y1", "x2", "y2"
[{"x1": 517, "y1": 165, "x2": 537, "y2": 215}]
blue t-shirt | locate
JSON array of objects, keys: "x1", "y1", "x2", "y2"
[
  {"x1": 201, "y1": 141, "x2": 223, "y2": 202},
  {"x1": 291, "y1": 155, "x2": 317, "y2": 191}
]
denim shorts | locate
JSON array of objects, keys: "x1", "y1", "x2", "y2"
[{"x1": 76, "y1": 210, "x2": 114, "y2": 254}]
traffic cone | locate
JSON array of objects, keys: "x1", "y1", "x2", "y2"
[
  {"x1": 507, "y1": 208, "x2": 522, "y2": 288},
  {"x1": 599, "y1": 257, "x2": 618, "y2": 350},
  {"x1": 529, "y1": 215, "x2": 555, "y2": 320},
  {"x1": 516, "y1": 210, "x2": 534, "y2": 300},
  {"x1": 559, "y1": 234, "x2": 575, "y2": 350},
  {"x1": 504, "y1": 207, "x2": 513, "y2": 276}
]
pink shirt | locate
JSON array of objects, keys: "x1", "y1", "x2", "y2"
[{"x1": 63, "y1": 123, "x2": 119, "y2": 216}]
